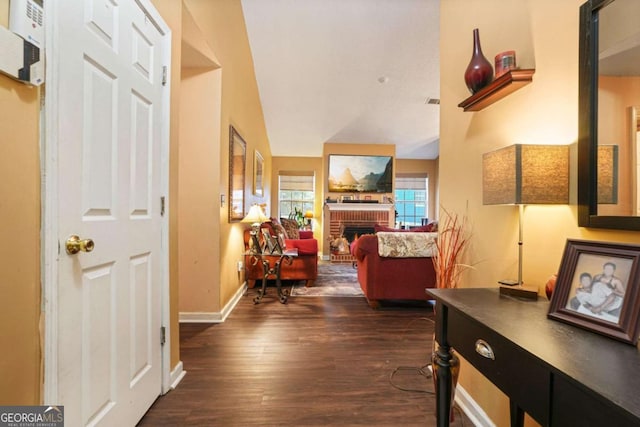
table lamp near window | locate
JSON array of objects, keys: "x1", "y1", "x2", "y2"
[
  {"x1": 482, "y1": 144, "x2": 569, "y2": 299},
  {"x1": 304, "y1": 210, "x2": 314, "y2": 227},
  {"x1": 242, "y1": 204, "x2": 269, "y2": 254}
]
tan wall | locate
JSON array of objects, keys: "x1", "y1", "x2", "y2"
[
  {"x1": 441, "y1": 1, "x2": 640, "y2": 425},
  {"x1": 178, "y1": 67, "x2": 223, "y2": 312},
  {"x1": 0, "y1": 0, "x2": 40, "y2": 405},
  {"x1": 172, "y1": 0, "x2": 225, "y2": 318},
  {"x1": 182, "y1": 0, "x2": 271, "y2": 308},
  {"x1": 0, "y1": 73, "x2": 41, "y2": 405}
]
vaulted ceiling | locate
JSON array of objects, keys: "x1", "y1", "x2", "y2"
[{"x1": 240, "y1": 0, "x2": 440, "y2": 160}]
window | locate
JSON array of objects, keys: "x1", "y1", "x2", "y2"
[
  {"x1": 278, "y1": 172, "x2": 315, "y2": 219},
  {"x1": 395, "y1": 175, "x2": 428, "y2": 227}
]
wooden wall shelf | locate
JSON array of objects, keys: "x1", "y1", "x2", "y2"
[{"x1": 458, "y1": 69, "x2": 535, "y2": 112}]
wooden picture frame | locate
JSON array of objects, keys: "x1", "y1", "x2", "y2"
[
  {"x1": 277, "y1": 233, "x2": 286, "y2": 252},
  {"x1": 548, "y1": 239, "x2": 640, "y2": 344},
  {"x1": 271, "y1": 236, "x2": 283, "y2": 254},
  {"x1": 253, "y1": 150, "x2": 264, "y2": 197},
  {"x1": 229, "y1": 126, "x2": 246, "y2": 222},
  {"x1": 261, "y1": 228, "x2": 275, "y2": 254}
]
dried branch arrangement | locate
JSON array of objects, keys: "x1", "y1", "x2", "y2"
[{"x1": 432, "y1": 208, "x2": 472, "y2": 289}]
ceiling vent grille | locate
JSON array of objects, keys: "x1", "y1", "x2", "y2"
[{"x1": 425, "y1": 98, "x2": 440, "y2": 105}]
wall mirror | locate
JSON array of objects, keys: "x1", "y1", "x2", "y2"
[
  {"x1": 578, "y1": 0, "x2": 640, "y2": 230},
  {"x1": 229, "y1": 126, "x2": 246, "y2": 222}
]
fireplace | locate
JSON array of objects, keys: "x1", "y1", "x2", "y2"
[
  {"x1": 324, "y1": 203, "x2": 394, "y2": 263},
  {"x1": 343, "y1": 226, "x2": 375, "y2": 243}
]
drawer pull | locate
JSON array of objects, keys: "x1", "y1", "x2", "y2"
[{"x1": 475, "y1": 339, "x2": 495, "y2": 360}]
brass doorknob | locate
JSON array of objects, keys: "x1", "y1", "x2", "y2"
[{"x1": 66, "y1": 235, "x2": 95, "y2": 255}]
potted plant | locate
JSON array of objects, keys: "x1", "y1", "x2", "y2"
[{"x1": 288, "y1": 207, "x2": 305, "y2": 229}]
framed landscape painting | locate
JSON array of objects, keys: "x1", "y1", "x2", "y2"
[{"x1": 327, "y1": 154, "x2": 393, "y2": 193}]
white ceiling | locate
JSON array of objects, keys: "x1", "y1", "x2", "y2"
[{"x1": 241, "y1": 0, "x2": 440, "y2": 160}]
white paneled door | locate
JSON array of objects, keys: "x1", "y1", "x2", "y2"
[{"x1": 46, "y1": 0, "x2": 170, "y2": 425}]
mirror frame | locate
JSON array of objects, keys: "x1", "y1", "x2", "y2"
[
  {"x1": 229, "y1": 125, "x2": 247, "y2": 222},
  {"x1": 578, "y1": 0, "x2": 640, "y2": 230}
]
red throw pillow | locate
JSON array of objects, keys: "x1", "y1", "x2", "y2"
[
  {"x1": 425, "y1": 221, "x2": 438, "y2": 232},
  {"x1": 271, "y1": 222, "x2": 289, "y2": 239},
  {"x1": 298, "y1": 230, "x2": 314, "y2": 239},
  {"x1": 374, "y1": 224, "x2": 401, "y2": 233},
  {"x1": 409, "y1": 224, "x2": 434, "y2": 232}
]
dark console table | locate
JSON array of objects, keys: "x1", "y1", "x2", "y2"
[{"x1": 426, "y1": 288, "x2": 640, "y2": 427}]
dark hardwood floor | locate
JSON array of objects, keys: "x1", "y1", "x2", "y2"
[{"x1": 138, "y1": 289, "x2": 471, "y2": 426}]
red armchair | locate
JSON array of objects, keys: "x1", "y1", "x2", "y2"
[
  {"x1": 243, "y1": 226, "x2": 318, "y2": 288},
  {"x1": 351, "y1": 234, "x2": 436, "y2": 308}
]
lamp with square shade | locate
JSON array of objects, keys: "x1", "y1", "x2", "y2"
[{"x1": 483, "y1": 144, "x2": 569, "y2": 299}]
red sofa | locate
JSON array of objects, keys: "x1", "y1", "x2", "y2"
[
  {"x1": 351, "y1": 233, "x2": 436, "y2": 308},
  {"x1": 243, "y1": 227, "x2": 318, "y2": 288}
]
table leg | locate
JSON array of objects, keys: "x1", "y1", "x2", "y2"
[
  {"x1": 433, "y1": 342, "x2": 453, "y2": 427},
  {"x1": 253, "y1": 260, "x2": 270, "y2": 304},
  {"x1": 509, "y1": 400, "x2": 525, "y2": 427},
  {"x1": 252, "y1": 254, "x2": 293, "y2": 304},
  {"x1": 274, "y1": 257, "x2": 288, "y2": 304}
]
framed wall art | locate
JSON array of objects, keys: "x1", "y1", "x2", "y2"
[
  {"x1": 229, "y1": 126, "x2": 246, "y2": 222},
  {"x1": 327, "y1": 154, "x2": 393, "y2": 193},
  {"x1": 254, "y1": 150, "x2": 264, "y2": 197},
  {"x1": 548, "y1": 239, "x2": 640, "y2": 344}
]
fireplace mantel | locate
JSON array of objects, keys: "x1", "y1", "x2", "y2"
[{"x1": 325, "y1": 203, "x2": 394, "y2": 211}]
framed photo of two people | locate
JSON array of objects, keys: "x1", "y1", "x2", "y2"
[{"x1": 548, "y1": 239, "x2": 640, "y2": 344}]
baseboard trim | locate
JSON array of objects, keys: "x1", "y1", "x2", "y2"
[
  {"x1": 169, "y1": 361, "x2": 186, "y2": 390},
  {"x1": 179, "y1": 283, "x2": 247, "y2": 323},
  {"x1": 455, "y1": 384, "x2": 495, "y2": 427}
]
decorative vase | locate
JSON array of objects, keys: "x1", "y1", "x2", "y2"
[
  {"x1": 545, "y1": 274, "x2": 558, "y2": 300},
  {"x1": 464, "y1": 28, "x2": 494, "y2": 94}
]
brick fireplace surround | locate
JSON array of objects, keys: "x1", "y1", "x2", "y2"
[{"x1": 324, "y1": 203, "x2": 394, "y2": 263}]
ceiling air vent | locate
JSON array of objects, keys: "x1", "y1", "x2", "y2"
[{"x1": 425, "y1": 97, "x2": 440, "y2": 105}]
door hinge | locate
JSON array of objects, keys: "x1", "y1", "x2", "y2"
[
  {"x1": 161, "y1": 326, "x2": 166, "y2": 346},
  {"x1": 162, "y1": 66, "x2": 167, "y2": 86},
  {"x1": 160, "y1": 196, "x2": 165, "y2": 216}
]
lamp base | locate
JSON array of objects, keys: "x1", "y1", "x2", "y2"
[
  {"x1": 250, "y1": 230, "x2": 262, "y2": 255},
  {"x1": 499, "y1": 285, "x2": 538, "y2": 300}
]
